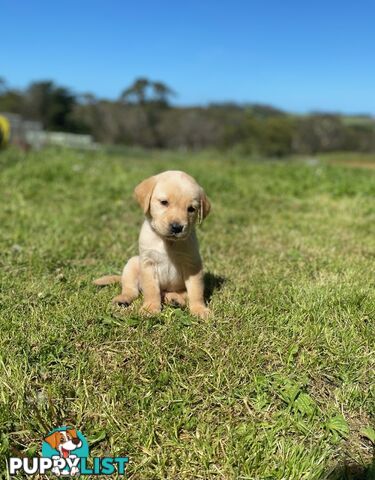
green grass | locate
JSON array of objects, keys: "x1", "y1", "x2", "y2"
[{"x1": 0, "y1": 148, "x2": 374, "y2": 479}]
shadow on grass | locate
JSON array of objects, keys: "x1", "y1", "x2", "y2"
[
  {"x1": 204, "y1": 272, "x2": 226, "y2": 303},
  {"x1": 325, "y1": 459, "x2": 375, "y2": 480}
]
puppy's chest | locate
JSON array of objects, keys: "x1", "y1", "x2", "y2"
[{"x1": 145, "y1": 249, "x2": 184, "y2": 291}]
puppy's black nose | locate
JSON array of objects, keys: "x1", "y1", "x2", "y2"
[
  {"x1": 72, "y1": 438, "x2": 81, "y2": 445},
  {"x1": 170, "y1": 222, "x2": 183, "y2": 234}
]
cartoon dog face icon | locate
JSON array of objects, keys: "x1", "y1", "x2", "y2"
[{"x1": 44, "y1": 429, "x2": 82, "y2": 459}]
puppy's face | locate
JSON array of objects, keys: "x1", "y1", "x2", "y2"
[
  {"x1": 134, "y1": 171, "x2": 210, "y2": 240},
  {"x1": 45, "y1": 429, "x2": 82, "y2": 458}
]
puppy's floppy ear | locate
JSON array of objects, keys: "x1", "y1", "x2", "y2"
[
  {"x1": 44, "y1": 432, "x2": 60, "y2": 450},
  {"x1": 134, "y1": 175, "x2": 157, "y2": 213},
  {"x1": 199, "y1": 189, "x2": 211, "y2": 223},
  {"x1": 67, "y1": 429, "x2": 78, "y2": 439}
]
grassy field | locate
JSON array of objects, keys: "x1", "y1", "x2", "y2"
[{"x1": 0, "y1": 148, "x2": 374, "y2": 479}]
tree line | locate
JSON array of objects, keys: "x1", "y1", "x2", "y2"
[{"x1": 1, "y1": 76, "x2": 374, "y2": 155}]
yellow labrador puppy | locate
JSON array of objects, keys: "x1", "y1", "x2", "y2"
[{"x1": 94, "y1": 171, "x2": 211, "y2": 319}]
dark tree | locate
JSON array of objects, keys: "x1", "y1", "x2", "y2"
[
  {"x1": 120, "y1": 77, "x2": 150, "y2": 105},
  {"x1": 151, "y1": 81, "x2": 175, "y2": 107},
  {"x1": 24, "y1": 81, "x2": 77, "y2": 131},
  {"x1": 0, "y1": 77, "x2": 7, "y2": 94}
]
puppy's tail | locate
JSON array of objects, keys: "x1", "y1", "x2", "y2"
[{"x1": 93, "y1": 275, "x2": 122, "y2": 286}]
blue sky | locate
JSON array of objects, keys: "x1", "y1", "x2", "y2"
[{"x1": 1, "y1": 0, "x2": 374, "y2": 113}]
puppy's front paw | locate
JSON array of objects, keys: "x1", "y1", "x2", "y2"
[
  {"x1": 112, "y1": 295, "x2": 131, "y2": 307},
  {"x1": 190, "y1": 304, "x2": 211, "y2": 319},
  {"x1": 140, "y1": 302, "x2": 161, "y2": 315}
]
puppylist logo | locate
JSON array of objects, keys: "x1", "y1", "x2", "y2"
[{"x1": 8, "y1": 426, "x2": 128, "y2": 476}]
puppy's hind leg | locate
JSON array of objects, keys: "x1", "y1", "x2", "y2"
[
  {"x1": 113, "y1": 256, "x2": 140, "y2": 307},
  {"x1": 164, "y1": 291, "x2": 187, "y2": 308}
]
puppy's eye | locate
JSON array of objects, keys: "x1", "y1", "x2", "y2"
[
  {"x1": 187, "y1": 206, "x2": 196, "y2": 213},
  {"x1": 160, "y1": 200, "x2": 169, "y2": 206}
]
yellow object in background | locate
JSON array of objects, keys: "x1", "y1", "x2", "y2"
[{"x1": 0, "y1": 115, "x2": 10, "y2": 147}]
